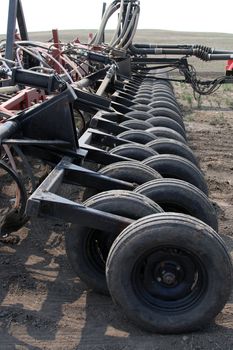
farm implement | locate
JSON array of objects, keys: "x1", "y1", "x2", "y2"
[{"x1": 0, "y1": 0, "x2": 233, "y2": 334}]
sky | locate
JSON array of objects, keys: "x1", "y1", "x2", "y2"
[{"x1": 1, "y1": 0, "x2": 233, "y2": 35}]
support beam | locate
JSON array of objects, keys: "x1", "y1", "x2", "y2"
[{"x1": 5, "y1": 0, "x2": 28, "y2": 62}]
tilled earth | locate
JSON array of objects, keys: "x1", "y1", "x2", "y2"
[{"x1": 0, "y1": 83, "x2": 233, "y2": 350}]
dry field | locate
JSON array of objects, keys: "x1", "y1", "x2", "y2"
[{"x1": 0, "y1": 29, "x2": 233, "y2": 350}]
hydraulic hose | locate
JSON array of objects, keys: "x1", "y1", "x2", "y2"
[
  {"x1": 121, "y1": 6, "x2": 140, "y2": 49},
  {"x1": 109, "y1": 0, "x2": 125, "y2": 47},
  {"x1": 110, "y1": 2, "x2": 132, "y2": 48},
  {"x1": 94, "y1": 2, "x2": 121, "y2": 44}
]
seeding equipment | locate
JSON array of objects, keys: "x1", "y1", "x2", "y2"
[{"x1": 0, "y1": 0, "x2": 233, "y2": 334}]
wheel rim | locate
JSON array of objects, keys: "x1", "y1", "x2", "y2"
[
  {"x1": 87, "y1": 230, "x2": 115, "y2": 274},
  {"x1": 132, "y1": 246, "x2": 207, "y2": 312}
]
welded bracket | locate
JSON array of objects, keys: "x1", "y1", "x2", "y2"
[{"x1": 26, "y1": 156, "x2": 133, "y2": 233}]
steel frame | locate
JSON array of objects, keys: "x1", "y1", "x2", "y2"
[
  {"x1": 5, "y1": 0, "x2": 28, "y2": 62},
  {"x1": 0, "y1": 74, "x2": 143, "y2": 234},
  {"x1": 0, "y1": 0, "x2": 232, "y2": 335},
  {"x1": 26, "y1": 156, "x2": 133, "y2": 234},
  {"x1": 1, "y1": 0, "x2": 233, "y2": 238}
]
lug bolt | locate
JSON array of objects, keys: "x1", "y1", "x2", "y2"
[{"x1": 162, "y1": 272, "x2": 176, "y2": 285}]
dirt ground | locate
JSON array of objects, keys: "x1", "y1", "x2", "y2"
[{"x1": 1, "y1": 81, "x2": 233, "y2": 350}]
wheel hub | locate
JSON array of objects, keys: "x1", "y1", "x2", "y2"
[
  {"x1": 162, "y1": 272, "x2": 176, "y2": 285},
  {"x1": 155, "y1": 261, "x2": 182, "y2": 287}
]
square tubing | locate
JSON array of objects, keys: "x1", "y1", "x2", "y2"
[
  {"x1": 17, "y1": 0, "x2": 28, "y2": 40},
  {"x1": 5, "y1": 0, "x2": 18, "y2": 62},
  {"x1": 5, "y1": 0, "x2": 28, "y2": 62}
]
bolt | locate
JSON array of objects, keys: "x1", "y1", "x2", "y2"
[
  {"x1": 157, "y1": 277, "x2": 162, "y2": 282},
  {"x1": 162, "y1": 272, "x2": 176, "y2": 285}
]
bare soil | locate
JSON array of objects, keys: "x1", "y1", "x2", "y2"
[{"x1": 1, "y1": 83, "x2": 233, "y2": 350}]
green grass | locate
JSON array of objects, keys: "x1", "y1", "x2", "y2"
[
  {"x1": 223, "y1": 84, "x2": 233, "y2": 92},
  {"x1": 181, "y1": 92, "x2": 193, "y2": 108},
  {"x1": 209, "y1": 114, "x2": 225, "y2": 125}
]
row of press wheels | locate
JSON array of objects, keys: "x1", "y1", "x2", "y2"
[{"x1": 65, "y1": 71, "x2": 232, "y2": 334}]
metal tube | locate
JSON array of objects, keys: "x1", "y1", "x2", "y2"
[
  {"x1": 0, "y1": 121, "x2": 19, "y2": 143},
  {"x1": 96, "y1": 64, "x2": 116, "y2": 96},
  {"x1": 5, "y1": 0, "x2": 18, "y2": 62},
  {"x1": 134, "y1": 43, "x2": 194, "y2": 49},
  {"x1": 207, "y1": 54, "x2": 233, "y2": 61},
  {"x1": 130, "y1": 45, "x2": 194, "y2": 55},
  {"x1": 0, "y1": 86, "x2": 19, "y2": 94},
  {"x1": 109, "y1": 0, "x2": 124, "y2": 47},
  {"x1": 16, "y1": 0, "x2": 29, "y2": 41}
]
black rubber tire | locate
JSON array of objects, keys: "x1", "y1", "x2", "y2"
[
  {"x1": 110, "y1": 143, "x2": 158, "y2": 161},
  {"x1": 99, "y1": 161, "x2": 162, "y2": 183},
  {"x1": 147, "y1": 138, "x2": 199, "y2": 167},
  {"x1": 152, "y1": 87, "x2": 175, "y2": 94},
  {"x1": 146, "y1": 127, "x2": 187, "y2": 144},
  {"x1": 66, "y1": 190, "x2": 163, "y2": 294},
  {"x1": 154, "y1": 80, "x2": 173, "y2": 89},
  {"x1": 134, "y1": 93, "x2": 153, "y2": 99},
  {"x1": 152, "y1": 87, "x2": 174, "y2": 95},
  {"x1": 148, "y1": 108, "x2": 184, "y2": 128},
  {"x1": 151, "y1": 96, "x2": 179, "y2": 108},
  {"x1": 143, "y1": 154, "x2": 208, "y2": 195},
  {"x1": 153, "y1": 82, "x2": 173, "y2": 89},
  {"x1": 151, "y1": 92, "x2": 177, "y2": 102},
  {"x1": 136, "y1": 89, "x2": 153, "y2": 94},
  {"x1": 118, "y1": 130, "x2": 157, "y2": 144},
  {"x1": 152, "y1": 91, "x2": 175, "y2": 99},
  {"x1": 153, "y1": 81, "x2": 173, "y2": 92},
  {"x1": 126, "y1": 111, "x2": 153, "y2": 121},
  {"x1": 147, "y1": 117, "x2": 186, "y2": 138},
  {"x1": 140, "y1": 83, "x2": 153, "y2": 87},
  {"x1": 149, "y1": 106, "x2": 182, "y2": 118},
  {"x1": 83, "y1": 160, "x2": 163, "y2": 200},
  {"x1": 135, "y1": 179, "x2": 218, "y2": 231},
  {"x1": 120, "y1": 120, "x2": 153, "y2": 130},
  {"x1": 141, "y1": 82, "x2": 153, "y2": 85},
  {"x1": 149, "y1": 101, "x2": 182, "y2": 115},
  {"x1": 131, "y1": 104, "x2": 152, "y2": 112},
  {"x1": 133, "y1": 97, "x2": 152, "y2": 105},
  {"x1": 106, "y1": 213, "x2": 233, "y2": 333}
]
